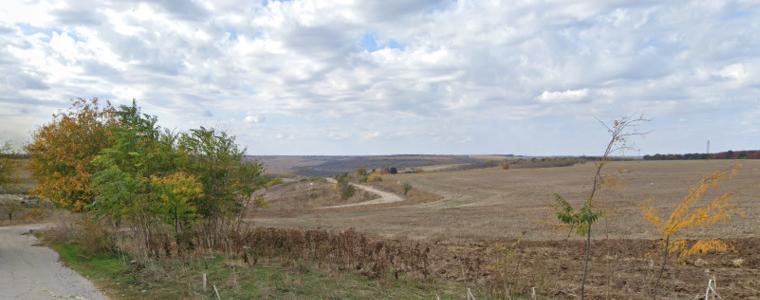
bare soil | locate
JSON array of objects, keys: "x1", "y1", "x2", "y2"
[
  {"x1": 428, "y1": 237, "x2": 760, "y2": 299},
  {"x1": 255, "y1": 160, "x2": 760, "y2": 241},
  {"x1": 250, "y1": 160, "x2": 760, "y2": 298}
]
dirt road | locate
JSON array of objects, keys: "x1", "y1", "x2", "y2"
[
  {"x1": 321, "y1": 178, "x2": 404, "y2": 208},
  {"x1": 0, "y1": 224, "x2": 108, "y2": 300}
]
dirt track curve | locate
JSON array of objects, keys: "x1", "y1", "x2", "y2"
[
  {"x1": 321, "y1": 178, "x2": 404, "y2": 209},
  {"x1": 0, "y1": 224, "x2": 108, "y2": 300}
]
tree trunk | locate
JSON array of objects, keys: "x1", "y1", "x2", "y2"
[
  {"x1": 652, "y1": 235, "x2": 671, "y2": 300},
  {"x1": 581, "y1": 224, "x2": 592, "y2": 300},
  {"x1": 174, "y1": 204, "x2": 181, "y2": 255}
]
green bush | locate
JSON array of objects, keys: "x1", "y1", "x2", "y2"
[{"x1": 334, "y1": 173, "x2": 355, "y2": 200}]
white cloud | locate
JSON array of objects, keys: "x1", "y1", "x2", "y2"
[
  {"x1": 0, "y1": 0, "x2": 759, "y2": 154},
  {"x1": 536, "y1": 89, "x2": 589, "y2": 103},
  {"x1": 244, "y1": 114, "x2": 265, "y2": 124},
  {"x1": 716, "y1": 63, "x2": 748, "y2": 82}
]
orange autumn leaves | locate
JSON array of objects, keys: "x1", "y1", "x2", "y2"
[
  {"x1": 642, "y1": 164, "x2": 740, "y2": 260},
  {"x1": 26, "y1": 99, "x2": 115, "y2": 211}
]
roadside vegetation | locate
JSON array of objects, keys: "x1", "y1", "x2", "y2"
[
  {"x1": 45, "y1": 236, "x2": 470, "y2": 299},
  {"x1": 25, "y1": 99, "x2": 486, "y2": 298}
]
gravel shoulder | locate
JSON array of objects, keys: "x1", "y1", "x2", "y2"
[{"x1": 0, "y1": 223, "x2": 108, "y2": 300}]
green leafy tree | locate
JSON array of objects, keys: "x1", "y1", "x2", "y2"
[
  {"x1": 150, "y1": 172, "x2": 203, "y2": 240},
  {"x1": 177, "y1": 127, "x2": 264, "y2": 219},
  {"x1": 90, "y1": 101, "x2": 179, "y2": 222},
  {"x1": 90, "y1": 165, "x2": 141, "y2": 221}
]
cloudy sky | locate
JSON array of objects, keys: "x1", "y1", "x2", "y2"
[{"x1": 1, "y1": 1, "x2": 758, "y2": 155}]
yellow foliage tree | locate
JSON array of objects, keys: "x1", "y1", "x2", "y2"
[
  {"x1": 150, "y1": 172, "x2": 204, "y2": 237},
  {"x1": 25, "y1": 99, "x2": 115, "y2": 211},
  {"x1": 642, "y1": 164, "x2": 740, "y2": 298}
]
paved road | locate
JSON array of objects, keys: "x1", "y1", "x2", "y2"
[
  {"x1": 0, "y1": 224, "x2": 108, "y2": 300},
  {"x1": 321, "y1": 178, "x2": 404, "y2": 209}
]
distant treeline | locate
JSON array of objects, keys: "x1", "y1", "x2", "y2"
[
  {"x1": 644, "y1": 150, "x2": 760, "y2": 160},
  {"x1": 0, "y1": 153, "x2": 30, "y2": 159}
]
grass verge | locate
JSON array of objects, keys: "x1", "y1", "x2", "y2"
[{"x1": 45, "y1": 240, "x2": 479, "y2": 299}]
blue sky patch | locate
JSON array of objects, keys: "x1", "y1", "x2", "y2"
[{"x1": 360, "y1": 32, "x2": 405, "y2": 52}]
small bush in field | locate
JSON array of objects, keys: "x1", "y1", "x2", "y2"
[
  {"x1": 402, "y1": 182, "x2": 413, "y2": 195},
  {"x1": 356, "y1": 167, "x2": 368, "y2": 183},
  {"x1": 499, "y1": 160, "x2": 510, "y2": 170},
  {"x1": 334, "y1": 173, "x2": 355, "y2": 200},
  {"x1": 642, "y1": 164, "x2": 740, "y2": 298}
]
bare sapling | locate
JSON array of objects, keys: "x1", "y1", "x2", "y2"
[{"x1": 552, "y1": 115, "x2": 648, "y2": 299}]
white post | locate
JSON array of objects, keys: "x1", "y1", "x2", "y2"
[
  {"x1": 213, "y1": 284, "x2": 221, "y2": 300},
  {"x1": 466, "y1": 288, "x2": 476, "y2": 300}
]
